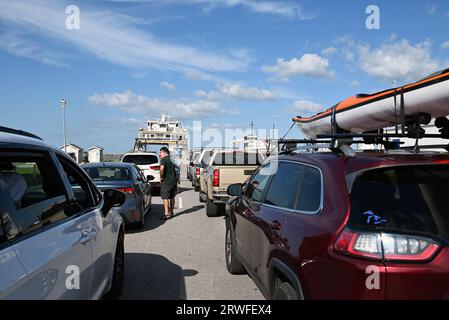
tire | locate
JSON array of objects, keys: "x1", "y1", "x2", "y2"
[
  {"x1": 194, "y1": 184, "x2": 199, "y2": 192},
  {"x1": 104, "y1": 231, "x2": 125, "y2": 300},
  {"x1": 135, "y1": 202, "x2": 145, "y2": 229},
  {"x1": 206, "y1": 198, "x2": 219, "y2": 217},
  {"x1": 225, "y1": 223, "x2": 245, "y2": 274},
  {"x1": 272, "y1": 279, "x2": 298, "y2": 300}
]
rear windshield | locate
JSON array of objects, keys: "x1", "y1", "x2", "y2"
[
  {"x1": 84, "y1": 166, "x2": 131, "y2": 181},
  {"x1": 212, "y1": 152, "x2": 264, "y2": 166},
  {"x1": 192, "y1": 153, "x2": 200, "y2": 162},
  {"x1": 349, "y1": 165, "x2": 449, "y2": 241},
  {"x1": 122, "y1": 154, "x2": 158, "y2": 165},
  {"x1": 201, "y1": 152, "x2": 212, "y2": 165}
]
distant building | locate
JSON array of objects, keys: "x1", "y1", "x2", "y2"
[
  {"x1": 88, "y1": 146, "x2": 104, "y2": 163},
  {"x1": 60, "y1": 144, "x2": 84, "y2": 163}
]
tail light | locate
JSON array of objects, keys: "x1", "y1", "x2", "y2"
[
  {"x1": 117, "y1": 187, "x2": 135, "y2": 194},
  {"x1": 334, "y1": 228, "x2": 440, "y2": 262},
  {"x1": 213, "y1": 169, "x2": 220, "y2": 187},
  {"x1": 196, "y1": 167, "x2": 200, "y2": 177},
  {"x1": 150, "y1": 165, "x2": 160, "y2": 170}
]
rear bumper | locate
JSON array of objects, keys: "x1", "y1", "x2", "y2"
[
  {"x1": 212, "y1": 192, "x2": 230, "y2": 204},
  {"x1": 111, "y1": 198, "x2": 142, "y2": 224}
]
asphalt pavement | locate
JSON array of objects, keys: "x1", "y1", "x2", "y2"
[{"x1": 120, "y1": 174, "x2": 263, "y2": 300}]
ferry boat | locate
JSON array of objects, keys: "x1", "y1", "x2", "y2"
[{"x1": 133, "y1": 113, "x2": 190, "y2": 164}]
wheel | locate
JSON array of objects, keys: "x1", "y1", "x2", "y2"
[
  {"x1": 272, "y1": 279, "x2": 299, "y2": 300},
  {"x1": 194, "y1": 184, "x2": 199, "y2": 192},
  {"x1": 206, "y1": 198, "x2": 220, "y2": 217},
  {"x1": 104, "y1": 231, "x2": 125, "y2": 299},
  {"x1": 225, "y1": 223, "x2": 245, "y2": 274}
]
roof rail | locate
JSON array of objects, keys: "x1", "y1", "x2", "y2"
[{"x1": 0, "y1": 126, "x2": 43, "y2": 141}]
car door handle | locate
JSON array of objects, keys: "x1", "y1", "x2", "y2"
[
  {"x1": 80, "y1": 229, "x2": 95, "y2": 245},
  {"x1": 269, "y1": 220, "x2": 282, "y2": 231}
]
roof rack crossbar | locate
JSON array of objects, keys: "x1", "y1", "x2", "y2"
[{"x1": 0, "y1": 126, "x2": 43, "y2": 141}]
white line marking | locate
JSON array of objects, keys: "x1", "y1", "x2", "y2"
[{"x1": 177, "y1": 197, "x2": 183, "y2": 209}]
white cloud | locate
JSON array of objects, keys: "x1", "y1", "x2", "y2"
[
  {"x1": 126, "y1": 0, "x2": 313, "y2": 19},
  {"x1": 426, "y1": 4, "x2": 438, "y2": 15},
  {"x1": 0, "y1": 32, "x2": 68, "y2": 67},
  {"x1": 358, "y1": 39, "x2": 439, "y2": 81},
  {"x1": 160, "y1": 82, "x2": 176, "y2": 90},
  {"x1": 442, "y1": 41, "x2": 449, "y2": 49},
  {"x1": 0, "y1": 0, "x2": 248, "y2": 73},
  {"x1": 338, "y1": 36, "x2": 441, "y2": 82},
  {"x1": 288, "y1": 100, "x2": 323, "y2": 116},
  {"x1": 322, "y1": 47, "x2": 337, "y2": 56},
  {"x1": 88, "y1": 90, "x2": 223, "y2": 119},
  {"x1": 262, "y1": 53, "x2": 334, "y2": 82},
  {"x1": 196, "y1": 83, "x2": 275, "y2": 101},
  {"x1": 350, "y1": 80, "x2": 360, "y2": 87}
]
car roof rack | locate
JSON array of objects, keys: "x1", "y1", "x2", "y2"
[{"x1": 0, "y1": 126, "x2": 43, "y2": 141}]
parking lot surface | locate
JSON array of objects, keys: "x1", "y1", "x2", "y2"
[{"x1": 121, "y1": 176, "x2": 263, "y2": 300}]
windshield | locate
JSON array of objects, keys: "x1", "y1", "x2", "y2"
[
  {"x1": 349, "y1": 165, "x2": 449, "y2": 241},
  {"x1": 122, "y1": 154, "x2": 158, "y2": 165},
  {"x1": 84, "y1": 166, "x2": 131, "y2": 181}
]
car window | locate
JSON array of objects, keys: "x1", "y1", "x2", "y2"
[
  {"x1": 0, "y1": 153, "x2": 72, "y2": 241},
  {"x1": 85, "y1": 166, "x2": 131, "y2": 181},
  {"x1": 201, "y1": 151, "x2": 212, "y2": 166},
  {"x1": 132, "y1": 166, "x2": 144, "y2": 181},
  {"x1": 264, "y1": 162, "x2": 304, "y2": 209},
  {"x1": 294, "y1": 166, "x2": 322, "y2": 213},
  {"x1": 57, "y1": 156, "x2": 94, "y2": 210},
  {"x1": 244, "y1": 163, "x2": 272, "y2": 202},
  {"x1": 349, "y1": 165, "x2": 449, "y2": 241},
  {"x1": 122, "y1": 154, "x2": 158, "y2": 165},
  {"x1": 213, "y1": 152, "x2": 264, "y2": 166}
]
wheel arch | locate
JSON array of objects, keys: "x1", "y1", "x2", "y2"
[{"x1": 268, "y1": 258, "x2": 304, "y2": 300}]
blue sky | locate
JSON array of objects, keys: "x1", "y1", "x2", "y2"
[{"x1": 1, "y1": 0, "x2": 449, "y2": 152}]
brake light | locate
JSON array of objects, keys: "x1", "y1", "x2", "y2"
[
  {"x1": 213, "y1": 169, "x2": 220, "y2": 187},
  {"x1": 117, "y1": 187, "x2": 135, "y2": 194},
  {"x1": 196, "y1": 168, "x2": 200, "y2": 177},
  {"x1": 150, "y1": 165, "x2": 160, "y2": 170},
  {"x1": 334, "y1": 228, "x2": 440, "y2": 262}
]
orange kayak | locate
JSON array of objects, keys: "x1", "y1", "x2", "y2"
[{"x1": 293, "y1": 69, "x2": 449, "y2": 138}]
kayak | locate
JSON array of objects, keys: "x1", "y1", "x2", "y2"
[{"x1": 293, "y1": 69, "x2": 449, "y2": 138}]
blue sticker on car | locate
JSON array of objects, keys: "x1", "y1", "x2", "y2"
[{"x1": 363, "y1": 210, "x2": 388, "y2": 225}]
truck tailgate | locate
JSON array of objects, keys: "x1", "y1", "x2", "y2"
[{"x1": 218, "y1": 166, "x2": 258, "y2": 188}]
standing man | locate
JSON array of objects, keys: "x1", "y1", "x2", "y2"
[{"x1": 159, "y1": 147, "x2": 177, "y2": 220}]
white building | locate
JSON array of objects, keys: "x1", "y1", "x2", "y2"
[
  {"x1": 88, "y1": 146, "x2": 104, "y2": 163},
  {"x1": 60, "y1": 144, "x2": 84, "y2": 163}
]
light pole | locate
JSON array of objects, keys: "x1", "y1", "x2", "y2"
[{"x1": 61, "y1": 98, "x2": 67, "y2": 153}]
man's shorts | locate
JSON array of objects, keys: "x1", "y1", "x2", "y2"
[{"x1": 161, "y1": 183, "x2": 176, "y2": 200}]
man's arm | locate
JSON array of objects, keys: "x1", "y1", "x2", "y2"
[{"x1": 160, "y1": 165, "x2": 165, "y2": 182}]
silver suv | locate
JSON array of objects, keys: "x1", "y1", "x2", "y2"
[{"x1": 0, "y1": 127, "x2": 126, "y2": 299}]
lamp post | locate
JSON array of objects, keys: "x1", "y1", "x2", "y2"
[{"x1": 61, "y1": 98, "x2": 67, "y2": 153}]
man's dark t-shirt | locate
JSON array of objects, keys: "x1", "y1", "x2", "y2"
[{"x1": 160, "y1": 156, "x2": 177, "y2": 187}]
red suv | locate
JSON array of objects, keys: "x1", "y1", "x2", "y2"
[{"x1": 225, "y1": 149, "x2": 449, "y2": 300}]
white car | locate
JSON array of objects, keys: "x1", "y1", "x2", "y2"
[
  {"x1": 0, "y1": 127, "x2": 126, "y2": 299},
  {"x1": 121, "y1": 152, "x2": 161, "y2": 194}
]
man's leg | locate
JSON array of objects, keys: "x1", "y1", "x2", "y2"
[
  {"x1": 163, "y1": 199, "x2": 170, "y2": 217},
  {"x1": 170, "y1": 197, "x2": 175, "y2": 215}
]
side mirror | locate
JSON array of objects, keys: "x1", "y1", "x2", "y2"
[
  {"x1": 102, "y1": 189, "x2": 126, "y2": 216},
  {"x1": 227, "y1": 183, "x2": 243, "y2": 196},
  {"x1": 147, "y1": 175, "x2": 155, "y2": 181},
  {"x1": 189, "y1": 162, "x2": 194, "y2": 166}
]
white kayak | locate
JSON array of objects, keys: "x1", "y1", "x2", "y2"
[{"x1": 293, "y1": 69, "x2": 449, "y2": 138}]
